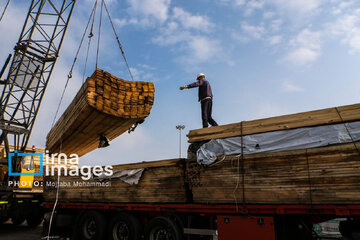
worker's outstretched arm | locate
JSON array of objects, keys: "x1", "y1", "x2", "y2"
[{"x1": 179, "y1": 80, "x2": 202, "y2": 90}]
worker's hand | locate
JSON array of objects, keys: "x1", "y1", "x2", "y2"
[{"x1": 180, "y1": 86, "x2": 185, "y2": 90}]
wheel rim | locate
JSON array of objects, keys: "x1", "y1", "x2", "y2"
[
  {"x1": 113, "y1": 221, "x2": 130, "y2": 240},
  {"x1": 83, "y1": 218, "x2": 97, "y2": 239},
  {"x1": 150, "y1": 227, "x2": 175, "y2": 240}
]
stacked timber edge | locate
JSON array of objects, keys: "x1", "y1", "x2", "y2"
[
  {"x1": 186, "y1": 103, "x2": 360, "y2": 204},
  {"x1": 46, "y1": 68, "x2": 155, "y2": 157},
  {"x1": 187, "y1": 103, "x2": 360, "y2": 143},
  {"x1": 186, "y1": 143, "x2": 360, "y2": 204},
  {"x1": 43, "y1": 159, "x2": 191, "y2": 203}
]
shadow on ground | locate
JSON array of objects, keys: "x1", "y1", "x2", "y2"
[{"x1": 0, "y1": 220, "x2": 42, "y2": 240}]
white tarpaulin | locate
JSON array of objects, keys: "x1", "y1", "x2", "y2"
[
  {"x1": 197, "y1": 121, "x2": 360, "y2": 165},
  {"x1": 94, "y1": 168, "x2": 144, "y2": 184}
]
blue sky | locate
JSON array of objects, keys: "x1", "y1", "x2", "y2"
[{"x1": 0, "y1": 0, "x2": 360, "y2": 166}]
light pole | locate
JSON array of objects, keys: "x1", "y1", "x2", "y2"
[{"x1": 176, "y1": 125, "x2": 185, "y2": 158}]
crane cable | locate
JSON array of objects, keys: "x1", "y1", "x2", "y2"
[
  {"x1": 95, "y1": 0, "x2": 104, "y2": 69},
  {"x1": 47, "y1": 3, "x2": 98, "y2": 238},
  {"x1": 82, "y1": 0, "x2": 98, "y2": 83},
  {"x1": 51, "y1": 1, "x2": 98, "y2": 128},
  {"x1": 0, "y1": 0, "x2": 10, "y2": 23},
  {"x1": 103, "y1": 1, "x2": 135, "y2": 81}
]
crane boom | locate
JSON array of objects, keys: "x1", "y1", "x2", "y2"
[{"x1": 0, "y1": 0, "x2": 76, "y2": 175}]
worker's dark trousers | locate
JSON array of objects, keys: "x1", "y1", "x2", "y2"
[{"x1": 201, "y1": 98, "x2": 218, "y2": 128}]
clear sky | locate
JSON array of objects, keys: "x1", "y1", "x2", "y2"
[{"x1": 0, "y1": 0, "x2": 360, "y2": 166}]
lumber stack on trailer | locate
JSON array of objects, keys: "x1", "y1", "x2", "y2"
[
  {"x1": 187, "y1": 103, "x2": 360, "y2": 143},
  {"x1": 43, "y1": 159, "x2": 189, "y2": 203},
  {"x1": 187, "y1": 143, "x2": 360, "y2": 204},
  {"x1": 186, "y1": 103, "x2": 360, "y2": 204},
  {"x1": 46, "y1": 68, "x2": 155, "y2": 157}
]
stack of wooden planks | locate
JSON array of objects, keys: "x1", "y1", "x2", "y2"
[
  {"x1": 187, "y1": 143, "x2": 360, "y2": 204},
  {"x1": 46, "y1": 68, "x2": 155, "y2": 157},
  {"x1": 43, "y1": 159, "x2": 189, "y2": 203},
  {"x1": 186, "y1": 103, "x2": 360, "y2": 204},
  {"x1": 187, "y1": 103, "x2": 360, "y2": 143}
]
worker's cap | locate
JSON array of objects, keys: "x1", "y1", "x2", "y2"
[{"x1": 196, "y1": 73, "x2": 205, "y2": 79}]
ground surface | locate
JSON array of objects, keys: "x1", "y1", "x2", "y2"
[{"x1": 0, "y1": 220, "x2": 43, "y2": 240}]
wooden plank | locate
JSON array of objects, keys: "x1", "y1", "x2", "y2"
[
  {"x1": 187, "y1": 103, "x2": 360, "y2": 142},
  {"x1": 188, "y1": 143, "x2": 360, "y2": 204},
  {"x1": 46, "y1": 68, "x2": 155, "y2": 157},
  {"x1": 43, "y1": 158, "x2": 188, "y2": 203}
]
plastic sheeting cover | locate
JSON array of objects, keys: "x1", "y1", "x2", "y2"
[
  {"x1": 94, "y1": 168, "x2": 144, "y2": 184},
  {"x1": 197, "y1": 121, "x2": 360, "y2": 165}
]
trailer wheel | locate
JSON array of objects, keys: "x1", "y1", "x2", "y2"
[
  {"x1": 76, "y1": 211, "x2": 106, "y2": 240},
  {"x1": 145, "y1": 216, "x2": 182, "y2": 240},
  {"x1": 26, "y1": 213, "x2": 44, "y2": 227},
  {"x1": 26, "y1": 205, "x2": 44, "y2": 227},
  {"x1": 108, "y1": 212, "x2": 142, "y2": 240},
  {"x1": 0, "y1": 217, "x2": 9, "y2": 223},
  {"x1": 340, "y1": 218, "x2": 360, "y2": 240},
  {"x1": 11, "y1": 215, "x2": 26, "y2": 225}
]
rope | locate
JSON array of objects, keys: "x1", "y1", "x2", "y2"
[
  {"x1": 47, "y1": 2, "x2": 98, "y2": 238},
  {"x1": 46, "y1": 136, "x2": 63, "y2": 239},
  {"x1": 103, "y1": 1, "x2": 135, "y2": 81},
  {"x1": 0, "y1": 0, "x2": 10, "y2": 23},
  {"x1": 82, "y1": 0, "x2": 98, "y2": 83},
  {"x1": 240, "y1": 122, "x2": 245, "y2": 207},
  {"x1": 233, "y1": 121, "x2": 244, "y2": 212},
  {"x1": 335, "y1": 107, "x2": 360, "y2": 155},
  {"x1": 95, "y1": 0, "x2": 104, "y2": 69},
  {"x1": 305, "y1": 149, "x2": 313, "y2": 206},
  {"x1": 208, "y1": 155, "x2": 226, "y2": 167},
  {"x1": 51, "y1": 1, "x2": 97, "y2": 128}
]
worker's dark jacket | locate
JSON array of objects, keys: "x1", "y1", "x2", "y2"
[{"x1": 187, "y1": 79, "x2": 213, "y2": 102}]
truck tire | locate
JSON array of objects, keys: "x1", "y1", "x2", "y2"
[
  {"x1": 108, "y1": 212, "x2": 142, "y2": 240},
  {"x1": 76, "y1": 211, "x2": 106, "y2": 240},
  {"x1": 144, "y1": 216, "x2": 182, "y2": 240},
  {"x1": 340, "y1": 218, "x2": 360, "y2": 240},
  {"x1": 26, "y1": 205, "x2": 44, "y2": 227},
  {"x1": 0, "y1": 217, "x2": 9, "y2": 223},
  {"x1": 26, "y1": 213, "x2": 44, "y2": 227},
  {"x1": 11, "y1": 215, "x2": 25, "y2": 225}
]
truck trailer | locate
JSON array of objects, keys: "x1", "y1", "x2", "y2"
[{"x1": 43, "y1": 103, "x2": 360, "y2": 240}]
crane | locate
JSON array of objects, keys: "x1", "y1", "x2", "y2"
[{"x1": 0, "y1": 0, "x2": 76, "y2": 226}]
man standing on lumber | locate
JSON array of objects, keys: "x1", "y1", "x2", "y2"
[{"x1": 180, "y1": 73, "x2": 218, "y2": 128}]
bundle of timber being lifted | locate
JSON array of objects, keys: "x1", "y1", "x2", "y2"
[{"x1": 46, "y1": 68, "x2": 155, "y2": 157}]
